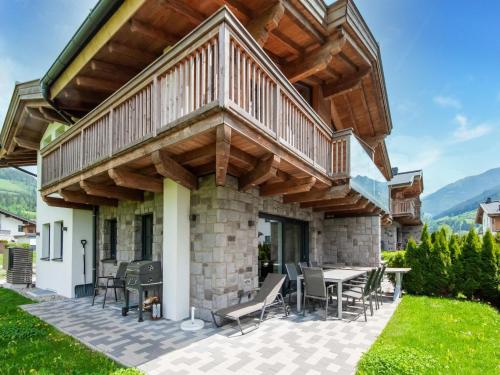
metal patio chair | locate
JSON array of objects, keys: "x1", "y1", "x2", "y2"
[
  {"x1": 285, "y1": 263, "x2": 299, "y2": 304},
  {"x1": 309, "y1": 260, "x2": 320, "y2": 267},
  {"x1": 302, "y1": 267, "x2": 336, "y2": 320},
  {"x1": 342, "y1": 269, "x2": 377, "y2": 321},
  {"x1": 298, "y1": 261, "x2": 308, "y2": 274},
  {"x1": 211, "y1": 273, "x2": 288, "y2": 335},
  {"x1": 92, "y1": 262, "x2": 128, "y2": 308}
]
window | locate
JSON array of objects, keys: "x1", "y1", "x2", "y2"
[
  {"x1": 53, "y1": 221, "x2": 64, "y2": 260},
  {"x1": 293, "y1": 82, "x2": 313, "y2": 106},
  {"x1": 18, "y1": 225, "x2": 24, "y2": 232},
  {"x1": 41, "y1": 223, "x2": 50, "y2": 260},
  {"x1": 141, "y1": 214, "x2": 153, "y2": 261},
  {"x1": 109, "y1": 219, "x2": 117, "y2": 260}
]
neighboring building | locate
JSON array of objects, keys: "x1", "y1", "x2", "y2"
[
  {"x1": 0, "y1": 0, "x2": 422, "y2": 321},
  {"x1": 476, "y1": 199, "x2": 500, "y2": 233},
  {"x1": 0, "y1": 207, "x2": 36, "y2": 245},
  {"x1": 382, "y1": 169, "x2": 424, "y2": 250}
]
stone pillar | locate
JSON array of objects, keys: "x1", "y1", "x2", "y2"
[{"x1": 163, "y1": 179, "x2": 190, "y2": 321}]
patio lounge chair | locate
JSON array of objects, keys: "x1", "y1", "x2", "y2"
[
  {"x1": 302, "y1": 267, "x2": 336, "y2": 320},
  {"x1": 92, "y1": 262, "x2": 128, "y2": 308},
  {"x1": 211, "y1": 273, "x2": 287, "y2": 335}
]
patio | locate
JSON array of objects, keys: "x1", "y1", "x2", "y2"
[{"x1": 22, "y1": 292, "x2": 399, "y2": 375}]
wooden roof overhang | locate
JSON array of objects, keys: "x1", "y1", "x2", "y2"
[
  {"x1": 39, "y1": 7, "x2": 390, "y2": 219},
  {"x1": 0, "y1": 80, "x2": 67, "y2": 167},
  {"x1": 389, "y1": 174, "x2": 424, "y2": 199},
  {"x1": 43, "y1": 0, "x2": 393, "y2": 178}
]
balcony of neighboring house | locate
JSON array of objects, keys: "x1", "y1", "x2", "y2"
[
  {"x1": 388, "y1": 169, "x2": 424, "y2": 226},
  {"x1": 37, "y1": 2, "x2": 392, "y2": 219}
]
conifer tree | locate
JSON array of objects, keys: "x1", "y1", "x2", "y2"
[
  {"x1": 405, "y1": 226, "x2": 431, "y2": 294},
  {"x1": 459, "y1": 227, "x2": 482, "y2": 299},
  {"x1": 448, "y1": 234, "x2": 462, "y2": 295},
  {"x1": 480, "y1": 230, "x2": 499, "y2": 305},
  {"x1": 428, "y1": 229, "x2": 451, "y2": 295}
]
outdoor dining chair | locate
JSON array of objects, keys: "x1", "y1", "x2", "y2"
[
  {"x1": 211, "y1": 273, "x2": 288, "y2": 335},
  {"x1": 309, "y1": 260, "x2": 320, "y2": 267},
  {"x1": 350, "y1": 266, "x2": 383, "y2": 309},
  {"x1": 298, "y1": 261, "x2": 308, "y2": 274},
  {"x1": 92, "y1": 262, "x2": 128, "y2": 308},
  {"x1": 302, "y1": 267, "x2": 336, "y2": 320},
  {"x1": 285, "y1": 263, "x2": 299, "y2": 303},
  {"x1": 342, "y1": 269, "x2": 377, "y2": 321}
]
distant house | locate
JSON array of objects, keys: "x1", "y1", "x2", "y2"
[
  {"x1": 475, "y1": 199, "x2": 500, "y2": 233},
  {"x1": 0, "y1": 208, "x2": 36, "y2": 245}
]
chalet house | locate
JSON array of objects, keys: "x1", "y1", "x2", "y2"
[
  {"x1": 0, "y1": 0, "x2": 423, "y2": 321},
  {"x1": 0, "y1": 207, "x2": 36, "y2": 245},
  {"x1": 476, "y1": 199, "x2": 500, "y2": 234},
  {"x1": 382, "y1": 169, "x2": 424, "y2": 250}
]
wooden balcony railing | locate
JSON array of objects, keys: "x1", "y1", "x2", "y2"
[
  {"x1": 40, "y1": 7, "x2": 381, "y2": 192},
  {"x1": 392, "y1": 199, "x2": 417, "y2": 217}
]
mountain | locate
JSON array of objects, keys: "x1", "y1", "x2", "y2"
[
  {"x1": 435, "y1": 184, "x2": 500, "y2": 219},
  {"x1": 422, "y1": 167, "x2": 500, "y2": 217},
  {"x1": 424, "y1": 210, "x2": 480, "y2": 233},
  {"x1": 0, "y1": 168, "x2": 37, "y2": 220}
]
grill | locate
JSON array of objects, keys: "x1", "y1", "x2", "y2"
[
  {"x1": 122, "y1": 261, "x2": 163, "y2": 322},
  {"x1": 4, "y1": 247, "x2": 32, "y2": 285}
]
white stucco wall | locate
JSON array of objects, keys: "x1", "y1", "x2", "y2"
[
  {"x1": 0, "y1": 214, "x2": 27, "y2": 241},
  {"x1": 36, "y1": 153, "x2": 93, "y2": 298}
]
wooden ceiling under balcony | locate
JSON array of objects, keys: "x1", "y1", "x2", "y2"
[{"x1": 49, "y1": 0, "x2": 392, "y2": 178}]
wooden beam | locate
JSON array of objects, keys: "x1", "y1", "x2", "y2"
[
  {"x1": 60, "y1": 189, "x2": 118, "y2": 207},
  {"x1": 247, "y1": 0, "x2": 285, "y2": 46},
  {"x1": 75, "y1": 76, "x2": 123, "y2": 93},
  {"x1": 14, "y1": 136, "x2": 39, "y2": 151},
  {"x1": 90, "y1": 60, "x2": 138, "y2": 78},
  {"x1": 229, "y1": 147, "x2": 257, "y2": 169},
  {"x1": 260, "y1": 176, "x2": 316, "y2": 197},
  {"x1": 80, "y1": 180, "x2": 143, "y2": 201},
  {"x1": 322, "y1": 67, "x2": 371, "y2": 98},
  {"x1": 151, "y1": 150, "x2": 198, "y2": 190},
  {"x1": 314, "y1": 198, "x2": 369, "y2": 212},
  {"x1": 283, "y1": 185, "x2": 349, "y2": 204},
  {"x1": 42, "y1": 196, "x2": 92, "y2": 210},
  {"x1": 109, "y1": 168, "x2": 163, "y2": 193},
  {"x1": 107, "y1": 42, "x2": 157, "y2": 65},
  {"x1": 160, "y1": 0, "x2": 204, "y2": 25},
  {"x1": 38, "y1": 107, "x2": 66, "y2": 123},
  {"x1": 283, "y1": 34, "x2": 346, "y2": 83},
  {"x1": 282, "y1": 1, "x2": 325, "y2": 44},
  {"x1": 272, "y1": 30, "x2": 302, "y2": 55},
  {"x1": 129, "y1": 19, "x2": 177, "y2": 45},
  {"x1": 300, "y1": 193, "x2": 361, "y2": 208},
  {"x1": 25, "y1": 107, "x2": 49, "y2": 123},
  {"x1": 239, "y1": 154, "x2": 280, "y2": 191},
  {"x1": 174, "y1": 144, "x2": 215, "y2": 165},
  {"x1": 215, "y1": 125, "x2": 231, "y2": 186}
]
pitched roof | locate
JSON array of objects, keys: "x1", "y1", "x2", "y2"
[
  {"x1": 480, "y1": 201, "x2": 500, "y2": 215},
  {"x1": 388, "y1": 169, "x2": 423, "y2": 187},
  {"x1": 0, "y1": 207, "x2": 36, "y2": 225}
]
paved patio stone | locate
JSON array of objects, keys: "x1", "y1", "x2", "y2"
[{"x1": 22, "y1": 294, "x2": 399, "y2": 374}]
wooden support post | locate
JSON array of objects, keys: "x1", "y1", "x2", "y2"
[
  {"x1": 215, "y1": 125, "x2": 231, "y2": 186},
  {"x1": 152, "y1": 150, "x2": 198, "y2": 190}
]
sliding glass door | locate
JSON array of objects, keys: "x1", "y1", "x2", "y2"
[{"x1": 257, "y1": 214, "x2": 308, "y2": 282}]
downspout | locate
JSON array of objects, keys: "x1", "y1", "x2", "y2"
[
  {"x1": 41, "y1": 82, "x2": 75, "y2": 125},
  {"x1": 92, "y1": 206, "x2": 99, "y2": 286}
]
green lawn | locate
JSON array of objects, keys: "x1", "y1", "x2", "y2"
[
  {"x1": 0, "y1": 288, "x2": 141, "y2": 375},
  {"x1": 357, "y1": 296, "x2": 500, "y2": 374}
]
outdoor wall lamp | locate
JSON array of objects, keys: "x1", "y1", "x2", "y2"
[
  {"x1": 190, "y1": 214, "x2": 197, "y2": 222},
  {"x1": 248, "y1": 220, "x2": 255, "y2": 227}
]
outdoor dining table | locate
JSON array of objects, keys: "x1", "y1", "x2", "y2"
[
  {"x1": 385, "y1": 268, "x2": 411, "y2": 301},
  {"x1": 296, "y1": 268, "x2": 368, "y2": 319}
]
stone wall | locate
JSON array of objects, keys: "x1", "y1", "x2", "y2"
[
  {"x1": 189, "y1": 175, "x2": 317, "y2": 320},
  {"x1": 402, "y1": 225, "x2": 422, "y2": 246},
  {"x1": 382, "y1": 222, "x2": 401, "y2": 251},
  {"x1": 98, "y1": 192, "x2": 163, "y2": 277},
  {"x1": 322, "y1": 216, "x2": 381, "y2": 266}
]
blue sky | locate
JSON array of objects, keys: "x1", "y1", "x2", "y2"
[{"x1": 0, "y1": 1, "x2": 499, "y2": 195}]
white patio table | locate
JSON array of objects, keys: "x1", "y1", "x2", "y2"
[
  {"x1": 385, "y1": 267, "x2": 411, "y2": 301},
  {"x1": 297, "y1": 268, "x2": 367, "y2": 319}
]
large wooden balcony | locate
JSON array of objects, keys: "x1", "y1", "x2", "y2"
[
  {"x1": 40, "y1": 7, "x2": 389, "y2": 217},
  {"x1": 391, "y1": 198, "x2": 421, "y2": 225}
]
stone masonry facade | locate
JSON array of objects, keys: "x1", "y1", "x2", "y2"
[
  {"x1": 322, "y1": 216, "x2": 381, "y2": 267},
  {"x1": 94, "y1": 174, "x2": 384, "y2": 321},
  {"x1": 98, "y1": 192, "x2": 163, "y2": 278}
]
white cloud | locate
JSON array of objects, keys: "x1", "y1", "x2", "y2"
[
  {"x1": 433, "y1": 95, "x2": 461, "y2": 109},
  {"x1": 452, "y1": 114, "x2": 492, "y2": 142}
]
